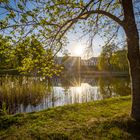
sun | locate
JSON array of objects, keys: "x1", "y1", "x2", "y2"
[{"x1": 73, "y1": 43, "x2": 84, "y2": 56}]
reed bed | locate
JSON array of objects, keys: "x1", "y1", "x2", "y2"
[{"x1": 0, "y1": 76, "x2": 50, "y2": 114}]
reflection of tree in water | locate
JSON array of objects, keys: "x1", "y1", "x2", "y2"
[
  {"x1": 98, "y1": 76, "x2": 131, "y2": 98},
  {"x1": 98, "y1": 77, "x2": 112, "y2": 98},
  {"x1": 61, "y1": 77, "x2": 70, "y2": 95}
]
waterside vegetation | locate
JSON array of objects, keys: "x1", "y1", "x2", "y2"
[{"x1": 0, "y1": 96, "x2": 140, "y2": 140}]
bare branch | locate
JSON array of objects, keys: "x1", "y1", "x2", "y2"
[{"x1": 82, "y1": 10, "x2": 123, "y2": 26}]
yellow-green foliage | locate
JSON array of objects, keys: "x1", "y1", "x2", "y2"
[{"x1": 15, "y1": 37, "x2": 63, "y2": 77}]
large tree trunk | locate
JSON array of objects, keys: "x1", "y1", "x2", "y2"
[
  {"x1": 122, "y1": 0, "x2": 140, "y2": 121},
  {"x1": 127, "y1": 33, "x2": 140, "y2": 121}
]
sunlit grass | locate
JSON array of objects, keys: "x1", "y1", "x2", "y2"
[{"x1": 0, "y1": 96, "x2": 140, "y2": 140}]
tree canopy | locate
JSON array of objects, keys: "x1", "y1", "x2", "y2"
[
  {"x1": 0, "y1": 0, "x2": 140, "y2": 120},
  {"x1": 0, "y1": 0, "x2": 139, "y2": 51},
  {"x1": 0, "y1": 36, "x2": 63, "y2": 77},
  {"x1": 98, "y1": 44, "x2": 128, "y2": 71}
]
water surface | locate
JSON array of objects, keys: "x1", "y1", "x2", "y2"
[{"x1": 0, "y1": 75, "x2": 130, "y2": 114}]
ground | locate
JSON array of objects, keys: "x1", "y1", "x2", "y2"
[{"x1": 0, "y1": 96, "x2": 140, "y2": 140}]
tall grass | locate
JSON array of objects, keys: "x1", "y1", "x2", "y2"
[{"x1": 0, "y1": 76, "x2": 50, "y2": 114}]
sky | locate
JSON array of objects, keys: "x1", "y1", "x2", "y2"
[
  {"x1": 66, "y1": 32, "x2": 104, "y2": 58},
  {"x1": 55, "y1": 22, "x2": 106, "y2": 59},
  {"x1": 0, "y1": 0, "x2": 139, "y2": 59},
  {"x1": 63, "y1": 23, "x2": 126, "y2": 59}
]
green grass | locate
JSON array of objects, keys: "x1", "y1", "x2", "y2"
[{"x1": 0, "y1": 96, "x2": 140, "y2": 140}]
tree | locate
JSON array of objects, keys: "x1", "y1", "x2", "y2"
[
  {"x1": 14, "y1": 37, "x2": 30, "y2": 68},
  {"x1": 0, "y1": 35, "x2": 14, "y2": 69},
  {"x1": 98, "y1": 46, "x2": 129, "y2": 71},
  {"x1": 15, "y1": 37, "x2": 63, "y2": 77},
  {"x1": 111, "y1": 50, "x2": 129, "y2": 71},
  {"x1": 0, "y1": 0, "x2": 140, "y2": 120},
  {"x1": 98, "y1": 44, "x2": 118, "y2": 71}
]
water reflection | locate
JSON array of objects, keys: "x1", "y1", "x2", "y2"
[
  {"x1": 0, "y1": 76, "x2": 49, "y2": 114},
  {"x1": 52, "y1": 83, "x2": 101, "y2": 106},
  {"x1": 0, "y1": 75, "x2": 131, "y2": 114}
]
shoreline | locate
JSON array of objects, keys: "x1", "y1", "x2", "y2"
[{"x1": 1, "y1": 96, "x2": 140, "y2": 140}]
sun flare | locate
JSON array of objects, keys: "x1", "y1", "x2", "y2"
[{"x1": 73, "y1": 43, "x2": 84, "y2": 56}]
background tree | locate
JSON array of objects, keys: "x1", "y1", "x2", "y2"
[
  {"x1": 0, "y1": 35, "x2": 15, "y2": 69},
  {"x1": 16, "y1": 37, "x2": 63, "y2": 77},
  {"x1": 14, "y1": 37, "x2": 30, "y2": 68},
  {"x1": 98, "y1": 45, "x2": 129, "y2": 72},
  {"x1": 0, "y1": 35, "x2": 63, "y2": 77},
  {"x1": 111, "y1": 49, "x2": 129, "y2": 71},
  {"x1": 98, "y1": 44, "x2": 118, "y2": 71},
  {"x1": 0, "y1": 0, "x2": 140, "y2": 120}
]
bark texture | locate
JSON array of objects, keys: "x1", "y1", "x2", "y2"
[{"x1": 122, "y1": 0, "x2": 140, "y2": 121}]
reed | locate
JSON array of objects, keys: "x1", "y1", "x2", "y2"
[{"x1": 0, "y1": 76, "x2": 50, "y2": 114}]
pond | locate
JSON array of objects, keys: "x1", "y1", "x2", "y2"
[{"x1": 0, "y1": 74, "x2": 131, "y2": 114}]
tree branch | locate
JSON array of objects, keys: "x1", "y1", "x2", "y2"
[
  {"x1": 82, "y1": 10, "x2": 123, "y2": 26},
  {"x1": 53, "y1": 9, "x2": 123, "y2": 43}
]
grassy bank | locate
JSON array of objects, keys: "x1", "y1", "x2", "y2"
[{"x1": 0, "y1": 96, "x2": 140, "y2": 140}]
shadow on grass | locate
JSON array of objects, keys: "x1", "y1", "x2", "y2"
[
  {"x1": 122, "y1": 118, "x2": 140, "y2": 139},
  {"x1": 1, "y1": 115, "x2": 140, "y2": 140},
  {"x1": 88, "y1": 117, "x2": 140, "y2": 140},
  {"x1": 0, "y1": 114, "x2": 25, "y2": 130}
]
